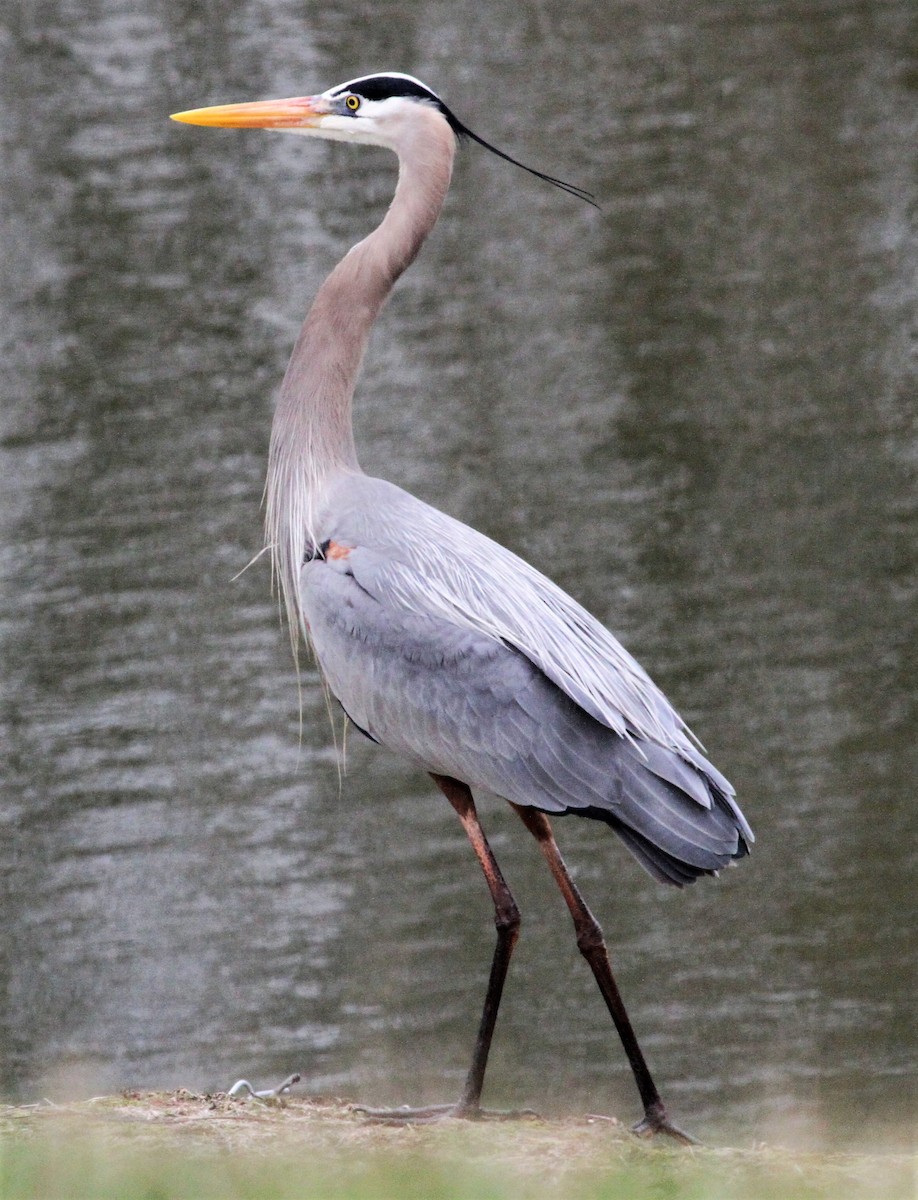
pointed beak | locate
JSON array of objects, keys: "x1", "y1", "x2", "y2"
[{"x1": 170, "y1": 95, "x2": 331, "y2": 129}]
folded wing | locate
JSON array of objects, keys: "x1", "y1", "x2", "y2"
[{"x1": 303, "y1": 474, "x2": 753, "y2": 884}]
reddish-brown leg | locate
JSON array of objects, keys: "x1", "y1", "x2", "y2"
[
  {"x1": 356, "y1": 774, "x2": 529, "y2": 1123},
  {"x1": 511, "y1": 804, "x2": 698, "y2": 1145}
]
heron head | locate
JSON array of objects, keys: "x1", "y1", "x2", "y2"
[
  {"x1": 171, "y1": 73, "x2": 452, "y2": 149},
  {"x1": 171, "y1": 71, "x2": 596, "y2": 205}
]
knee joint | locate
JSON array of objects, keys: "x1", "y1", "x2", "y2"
[
  {"x1": 495, "y1": 903, "x2": 521, "y2": 937},
  {"x1": 575, "y1": 917, "x2": 605, "y2": 957}
]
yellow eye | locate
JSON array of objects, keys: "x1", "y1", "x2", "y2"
[{"x1": 345, "y1": 95, "x2": 360, "y2": 112}]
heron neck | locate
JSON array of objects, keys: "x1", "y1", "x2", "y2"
[{"x1": 266, "y1": 111, "x2": 455, "y2": 640}]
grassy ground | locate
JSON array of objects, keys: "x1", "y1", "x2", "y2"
[{"x1": 0, "y1": 1092, "x2": 913, "y2": 1200}]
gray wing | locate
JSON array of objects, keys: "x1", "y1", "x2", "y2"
[
  {"x1": 302, "y1": 476, "x2": 752, "y2": 885},
  {"x1": 318, "y1": 477, "x2": 738, "y2": 780}
]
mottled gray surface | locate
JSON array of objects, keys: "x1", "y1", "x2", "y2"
[{"x1": 1, "y1": 0, "x2": 914, "y2": 1149}]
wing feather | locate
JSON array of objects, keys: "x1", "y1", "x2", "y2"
[
  {"x1": 326, "y1": 477, "x2": 696, "y2": 752},
  {"x1": 307, "y1": 474, "x2": 753, "y2": 855}
]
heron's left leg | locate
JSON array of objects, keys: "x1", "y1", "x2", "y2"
[
  {"x1": 356, "y1": 775, "x2": 531, "y2": 1124},
  {"x1": 511, "y1": 803, "x2": 697, "y2": 1145}
]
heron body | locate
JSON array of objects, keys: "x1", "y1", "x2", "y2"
[
  {"x1": 304, "y1": 472, "x2": 748, "y2": 886},
  {"x1": 172, "y1": 72, "x2": 752, "y2": 1140}
]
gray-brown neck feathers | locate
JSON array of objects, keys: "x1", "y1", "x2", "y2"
[{"x1": 265, "y1": 107, "x2": 456, "y2": 647}]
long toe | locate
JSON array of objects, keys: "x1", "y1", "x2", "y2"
[
  {"x1": 632, "y1": 1102, "x2": 700, "y2": 1147},
  {"x1": 353, "y1": 1102, "x2": 538, "y2": 1124},
  {"x1": 353, "y1": 1103, "x2": 460, "y2": 1124}
]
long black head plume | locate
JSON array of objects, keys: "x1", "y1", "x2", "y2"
[
  {"x1": 332, "y1": 73, "x2": 599, "y2": 209},
  {"x1": 448, "y1": 115, "x2": 598, "y2": 208}
]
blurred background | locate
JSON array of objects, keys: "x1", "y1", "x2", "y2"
[{"x1": 0, "y1": 0, "x2": 914, "y2": 1151}]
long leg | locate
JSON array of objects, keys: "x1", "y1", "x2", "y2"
[
  {"x1": 511, "y1": 803, "x2": 697, "y2": 1145},
  {"x1": 357, "y1": 774, "x2": 525, "y2": 1122},
  {"x1": 434, "y1": 774, "x2": 522, "y2": 1112}
]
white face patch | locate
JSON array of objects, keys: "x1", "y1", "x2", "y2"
[
  {"x1": 298, "y1": 94, "x2": 437, "y2": 150},
  {"x1": 288, "y1": 112, "x2": 388, "y2": 147}
]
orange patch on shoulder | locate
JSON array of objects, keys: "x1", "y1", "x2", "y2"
[{"x1": 326, "y1": 540, "x2": 353, "y2": 560}]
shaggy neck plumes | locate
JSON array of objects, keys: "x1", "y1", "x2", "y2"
[{"x1": 265, "y1": 109, "x2": 456, "y2": 647}]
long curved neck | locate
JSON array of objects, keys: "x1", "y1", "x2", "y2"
[{"x1": 266, "y1": 109, "x2": 455, "y2": 643}]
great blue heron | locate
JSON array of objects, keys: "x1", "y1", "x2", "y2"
[{"x1": 171, "y1": 72, "x2": 752, "y2": 1143}]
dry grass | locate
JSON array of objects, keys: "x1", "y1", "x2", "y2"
[{"x1": 0, "y1": 1091, "x2": 913, "y2": 1200}]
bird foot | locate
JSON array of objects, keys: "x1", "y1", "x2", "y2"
[
  {"x1": 632, "y1": 1100, "x2": 700, "y2": 1146},
  {"x1": 352, "y1": 1101, "x2": 538, "y2": 1125}
]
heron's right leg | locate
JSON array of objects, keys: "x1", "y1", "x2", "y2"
[
  {"x1": 511, "y1": 803, "x2": 697, "y2": 1145},
  {"x1": 356, "y1": 774, "x2": 527, "y2": 1123}
]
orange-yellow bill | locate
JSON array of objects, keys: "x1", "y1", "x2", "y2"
[{"x1": 170, "y1": 96, "x2": 329, "y2": 129}]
